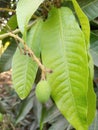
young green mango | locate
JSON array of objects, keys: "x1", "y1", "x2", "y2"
[{"x1": 35, "y1": 80, "x2": 51, "y2": 103}]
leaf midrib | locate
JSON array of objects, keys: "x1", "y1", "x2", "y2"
[{"x1": 58, "y1": 9, "x2": 81, "y2": 122}]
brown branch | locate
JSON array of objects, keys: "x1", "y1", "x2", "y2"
[
  {"x1": 0, "y1": 8, "x2": 15, "y2": 13},
  {"x1": 0, "y1": 20, "x2": 37, "y2": 40},
  {"x1": 8, "y1": 33, "x2": 52, "y2": 78},
  {"x1": 0, "y1": 18, "x2": 52, "y2": 78}
]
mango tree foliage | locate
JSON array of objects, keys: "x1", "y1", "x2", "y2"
[
  {"x1": 72, "y1": 0, "x2": 90, "y2": 47},
  {"x1": 72, "y1": 0, "x2": 96, "y2": 124},
  {"x1": 41, "y1": 7, "x2": 89, "y2": 130},
  {"x1": 87, "y1": 54, "x2": 96, "y2": 125},
  {"x1": 9, "y1": 0, "x2": 96, "y2": 129},
  {"x1": 12, "y1": 20, "x2": 42, "y2": 99},
  {"x1": 77, "y1": 0, "x2": 98, "y2": 21},
  {"x1": 16, "y1": 0, "x2": 44, "y2": 40}
]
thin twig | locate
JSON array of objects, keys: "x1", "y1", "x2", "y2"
[
  {"x1": 8, "y1": 33, "x2": 52, "y2": 78},
  {"x1": 0, "y1": 8, "x2": 15, "y2": 13},
  {"x1": 0, "y1": 20, "x2": 37, "y2": 40},
  {"x1": 9, "y1": 33, "x2": 25, "y2": 45},
  {"x1": 0, "y1": 18, "x2": 52, "y2": 78}
]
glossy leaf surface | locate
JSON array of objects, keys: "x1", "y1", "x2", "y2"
[
  {"x1": 72, "y1": 0, "x2": 90, "y2": 47},
  {"x1": 16, "y1": 0, "x2": 44, "y2": 39},
  {"x1": 12, "y1": 20, "x2": 42, "y2": 99},
  {"x1": 72, "y1": 1, "x2": 96, "y2": 124},
  {"x1": 41, "y1": 7, "x2": 89, "y2": 130}
]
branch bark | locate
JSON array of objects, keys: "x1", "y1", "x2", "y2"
[{"x1": 0, "y1": 20, "x2": 37, "y2": 40}]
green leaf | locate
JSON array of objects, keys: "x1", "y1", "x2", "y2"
[
  {"x1": 15, "y1": 94, "x2": 34, "y2": 124},
  {"x1": 43, "y1": 105, "x2": 69, "y2": 130},
  {"x1": 16, "y1": 0, "x2": 44, "y2": 39},
  {"x1": 77, "y1": 0, "x2": 98, "y2": 21},
  {"x1": 90, "y1": 20, "x2": 98, "y2": 29},
  {"x1": 12, "y1": 19, "x2": 42, "y2": 99},
  {"x1": 0, "y1": 15, "x2": 17, "y2": 35},
  {"x1": 43, "y1": 105, "x2": 60, "y2": 124},
  {"x1": 41, "y1": 7, "x2": 89, "y2": 130},
  {"x1": 91, "y1": 32, "x2": 98, "y2": 44},
  {"x1": 33, "y1": 96, "x2": 42, "y2": 126},
  {"x1": 7, "y1": 14, "x2": 17, "y2": 30},
  {"x1": 48, "y1": 116, "x2": 69, "y2": 130},
  {"x1": 0, "y1": 39, "x2": 17, "y2": 72},
  {"x1": 0, "y1": 113, "x2": 3, "y2": 122},
  {"x1": 72, "y1": 0, "x2": 90, "y2": 47},
  {"x1": 72, "y1": 0, "x2": 96, "y2": 125},
  {"x1": 87, "y1": 54, "x2": 96, "y2": 124},
  {"x1": 90, "y1": 32, "x2": 98, "y2": 67}
]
